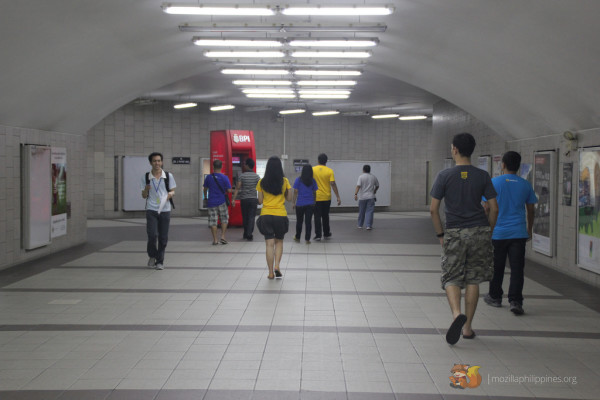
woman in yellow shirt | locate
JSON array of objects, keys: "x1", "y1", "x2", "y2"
[{"x1": 256, "y1": 156, "x2": 293, "y2": 279}]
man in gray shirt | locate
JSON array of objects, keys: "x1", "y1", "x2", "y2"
[
  {"x1": 354, "y1": 164, "x2": 379, "y2": 230},
  {"x1": 232, "y1": 158, "x2": 260, "y2": 241},
  {"x1": 430, "y1": 133, "x2": 498, "y2": 345}
]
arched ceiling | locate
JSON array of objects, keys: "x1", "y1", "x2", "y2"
[{"x1": 1, "y1": 1, "x2": 599, "y2": 140}]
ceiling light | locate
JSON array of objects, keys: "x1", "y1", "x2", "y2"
[
  {"x1": 205, "y1": 51, "x2": 285, "y2": 58},
  {"x1": 179, "y1": 23, "x2": 387, "y2": 33},
  {"x1": 233, "y1": 80, "x2": 291, "y2": 86},
  {"x1": 242, "y1": 89, "x2": 295, "y2": 94},
  {"x1": 222, "y1": 69, "x2": 289, "y2": 75},
  {"x1": 289, "y1": 39, "x2": 378, "y2": 48},
  {"x1": 281, "y1": 7, "x2": 393, "y2": 16},
  {"x1": 301, "y1": 94, "x2": 349, "y2": 99},
  {"x1": 246, "y1": 94, "x2": 296, "y2": 99},
  {"x1": 210, "y1": 104, "x2": 235, "y2": 111},
  {"x1": 279, "y1": 109, "x2": 306, "y2": 115},
  {"x1": 173, "y1": 102, "x2": 197, "y2": 109},
  {"x1": 312, "y1": 111, "x2": 340, "y2": 116},
  {"x1": 295, "y1": 70, "x2": 361, "y2": 76},
  {"x1": 372, "y1": 114, "x2": 399, "y2": 119},
  {"x1": 298, "y1": 90, "x2": 351, "y2": 95},
  {"x1": 193, "y1": 38, "x2": 282, "y2": 47},
  {"x1": 162, "y1": 4, "x2": 275, "y2": 16},
  {"x1": 297, "y1": 80, "x2": 357, "y2": 86},
  {"x1": 399, "y1": 115, "x2": 428, "y2": 120},
  {"x1": 292, "y1": 51, "x2": 371, "y2": 59}
]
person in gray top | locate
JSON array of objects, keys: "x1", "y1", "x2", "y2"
[
  {"x1": 354, "y1": 164, "x2": 379, "y2": 230},
  {"x1": 430, "y1": 132, "x2": 498, "y2": 345},
  {"x1": 232, "y1": 158, "x2": 260, "y2": 241}
]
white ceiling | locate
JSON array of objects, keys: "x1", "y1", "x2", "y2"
[{"x1": 1, "y1": 1, "x2": 599, "y2": 140}]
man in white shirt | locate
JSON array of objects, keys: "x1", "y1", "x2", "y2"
[
  {"x1": 141, "y1": 152, "x2": 176, "y2": 270},
  {"x1": 354, "y1": 165, "x2": 379, "y2": 230}
]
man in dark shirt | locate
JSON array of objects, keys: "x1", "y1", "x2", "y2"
[{"x1": 430, "y1": 133, "x2": 499, "y2": 345}]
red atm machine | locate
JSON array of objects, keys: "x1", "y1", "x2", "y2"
[{"x1": 210, "y1": 130, "x2": 256, "y2": 227}]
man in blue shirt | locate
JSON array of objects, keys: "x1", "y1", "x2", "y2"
[
  {"x1": 203, "y1": 159, "x2": 232, "y2": 245},
  {"x1": 483, "y1": 151, "x2": 537, "y2": 315}
]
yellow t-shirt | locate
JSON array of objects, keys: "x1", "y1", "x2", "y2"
[
  {"x1": 313, "y1": 165, "x2": 335, "y2": 201},
  {"x1": 257, "y1": 178, "x2": 291, "y2": 216}
]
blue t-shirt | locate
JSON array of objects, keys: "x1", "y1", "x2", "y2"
[
  {"x1": 293, "y1": 177, "x2": 318, "y2": 207},
  {"x1": 204, "y1": 173, "x2": 231, "y2": 208},
  {"x1": 489, "y1": 174, "x2": 538, "y2": 240}
]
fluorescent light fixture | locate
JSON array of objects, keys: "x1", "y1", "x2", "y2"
[
  {"x1": 295, "y1": 70, "x2": 361, "y2": 76},
  {"x1": 233, "y1": 80, "x2": 291, "y2": 85},
  {"x1": 162, "y1": 4, "x2": 275, "y2": 16},
  {"x1": 289, "y1": 39, "x2": 378, "y2": 48},
  {"x1": 204, "y1": 51, "x2": 284, "y2": 58},
  {"x1": 292, "y1": 51, "x2": 371, "y2": 59},
  {"x1": 301, "y1": 94, "x2": 349, "y2": 99},
  {"x1": 210, "y1": 104, "x2": 235, "y2": 111},
  {"x1": 399, "y1": 115, "x2": 428, "y2": 120},
  {"x1": 242, "y1": 88, "x2": 295, "y2": 94},
  {"x1": 179, "y1": 23, "x2": 387, "y2": 33},
  {"x1": 247, "y1": 94, "x2": 296, "y2": 99},
  {"x1": 222, "y1": 69, "x2": 289, "y2": 75},
  {"x1": 281, "y1": 7, "x2": 393, "y2": 16},
  {"x1": 297, "y1": 80, "x2": 356, "y2": 86},
  {"x1": 279, "y1": 109, "x2": 306, "y2": 115},
  {"x1": 372, "y1": 114, "x2": 399, "y2": 119},
  {"x1": 173, "y1": 102, "x2": 197, "y2": 109},
  {"x1": 193, "y1": 38, "x2": 282, "y2": 47},
  {"x1": 312, "y1": 110, "x2": 340, "y2": 116},
  {"x1": 298, "y1": 90, "x2": 351, "y2": 95}
]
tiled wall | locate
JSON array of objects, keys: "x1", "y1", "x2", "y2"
[
  {"x1": 432, "y1": 100, "x2": 600, "y2": 287},
  {"x1": 0, "y1": 124, "x2": 87, "y2": 270},
  {"x1": 86, "y1": 102, "x2": 433, "y2": 218}
]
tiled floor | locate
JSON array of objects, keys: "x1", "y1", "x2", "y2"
[{"x1": 0, "y1": 212, "x2": 599, "y2": 400}]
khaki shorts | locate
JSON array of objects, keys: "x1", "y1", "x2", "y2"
[
  {"x1": 441, "y1": 226, "x2": 493, "y2": 289},
  {"x1": 208, "y1": 203, "x2": 229, "y2": 226}
]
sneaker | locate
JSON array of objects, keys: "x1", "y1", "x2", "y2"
[
  {"x1": 357, "y1": 226, "x2": 363, "y2": 229},
  {"x1": 314, "y1": 236, "x2": 321, "y2": 241},
  {"x1": 484, "y1": 293, "x2": 502, "y2": 308},
  {"x1": 247, "y1": 235, "x2": 253, "y2": 241},
  {"x1": 147, "y1": 258, "x2": 156, "y2": 268},
  {"x1": 510, "y1": 301, "x2": 524, "y2": 315},
  {"x1": 324, "y1": 233, "x2": 332, "y2": 239},
  {"x1": 366, "y1": 227, "x2": 372, "y2": 230},
  {"x1": 155, "y1": 263, "x2": 164, "y2": 270},
  {"x1": 305, "y1": 240, "x2": 311, "y2": 244},
  {"x1": 293, "y1": 236, "x2": 300, "y2": 243}
]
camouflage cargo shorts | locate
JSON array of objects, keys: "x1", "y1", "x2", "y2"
[{"x1": 440, "y1": 226, "x2": 493, "y2": 289}]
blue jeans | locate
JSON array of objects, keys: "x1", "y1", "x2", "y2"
[
  {"x1": 146, "y1": 210, "x2": 170, "y2": 264},
  {"x1": 357, "y1": 198, "x2": 375, "y2": 228},
  {"x1": 489, "y1": 238, "x2": 527, "y2": 304}
]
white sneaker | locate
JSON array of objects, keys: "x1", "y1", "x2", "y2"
[
  {"x1": 147, "y1": 258, "x2": 156, "y2": 268},
  {"x1": 366, "y1": 227, "x2": 372, "y2": 230},
  {"x1": 357, "y1": 226, "x2": 363, "y2": 229},
  {"x1": 155, "y1": 263, "x2": 164, "y2": 270}
]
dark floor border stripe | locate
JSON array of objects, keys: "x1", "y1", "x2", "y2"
[
  {"x1": 97, "y1": 250, "x2": 440, "y2": 257},
  {"x1": 1, "y1": 323, "x2": 597, "y2": 339},
  {"x1": 0, "y1": 287, "x2": 565, "y2": 299},
  {"x1": 55, "y1": 266, "x2": 442, "y2": 274}
]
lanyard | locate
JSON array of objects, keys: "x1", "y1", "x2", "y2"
[{"x1": 151, "y1": 177, "x2": 162, "y2": 194}]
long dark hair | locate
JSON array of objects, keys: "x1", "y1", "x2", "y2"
[
  {"x1": 300, "y1": 164, "x2": 313, "y2": 187},
  {"x1": 260, "y1": 156, "x2": 284, "y2": 195}
]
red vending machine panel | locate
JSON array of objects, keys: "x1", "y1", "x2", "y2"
[{"x1": 210, "y1": 130, "x2": 256, "y2": 227}]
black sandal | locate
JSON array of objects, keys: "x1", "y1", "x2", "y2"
[{"x1": 274, "y1": 269, "x2": 282, "y2": 278}]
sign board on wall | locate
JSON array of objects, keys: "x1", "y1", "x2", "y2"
[
  {"x1": 477, "y1": 155, "x2": 491, "y2": 174},
  {"x1": 577, "y1": 148, "x2": 600, "y2": 274},
  {"x1": 51, "y1": 147, "x2": 67, "y2": 238},
  {"x1": 532, "y1": 151, "x2": 556, "y2": 257}
]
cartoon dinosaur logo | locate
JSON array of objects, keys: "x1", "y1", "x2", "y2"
[{"x1": 449, "y1": 364, "x2": 482, "y2": 389}]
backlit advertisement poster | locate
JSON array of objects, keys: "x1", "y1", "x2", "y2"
[
  {"x1": 51, "y1": 147, "x2": 67, "y2": 238},
  {"x1": 532, "y1": 151, "x2": 555, "y2": 256},
  {"x1": 578, "y1": 149, "x2": 600, "y2": 274}
]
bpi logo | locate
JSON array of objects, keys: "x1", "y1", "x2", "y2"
[{"x1": 233, "y1": 134, "x2": 251, "y2": 143}]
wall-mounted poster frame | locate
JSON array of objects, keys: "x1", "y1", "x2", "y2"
[
  {"x1": 492, "y1": 154, "x2": 503, "y2": 178},
  {"x1": 477, "y1": 155, "x2": 491, "y2": 175},
  {"x1": 577, "y1": 147, "x2": 600, "y2": 274},
  {"x1": 532, "y1": 151, "x2": 556, "y2": 257}
]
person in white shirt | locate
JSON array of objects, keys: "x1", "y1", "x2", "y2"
[{"x1": 354, "y1": 165, "x2": 379, "y2": 230}]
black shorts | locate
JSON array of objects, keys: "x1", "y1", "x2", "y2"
[{"x1": 257, "y1": 215, "x2": 289, "y2": 240}]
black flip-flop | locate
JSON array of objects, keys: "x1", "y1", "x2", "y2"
[
  {"x1": 274, "y1": 269, "x2": 282, "y2": 278},
  {"x1": 212, "y1": 242, "x2": 219, "y2": 246},
  {"x1": 462, "y1": 330, "x2": 476, "y2": 339},
  {"x1": 446, "y1": 314, "x2": 467, "y2": 345},
  {"x1": 220, "y1": 239, "x2": 228, "y2": 244}
]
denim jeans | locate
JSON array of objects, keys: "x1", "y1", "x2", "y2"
[
  {"x1": 295, "y1": 204, "x2": 314, "y2": 241},
  {"x1": 489, "y1": 238, "x2": 527, "y2": 304},
  {"x1": 357, "y1": 198, "x2": 376, "y2": 228},
  {"x1": 314, "y1": 200, "x2": 332, "y2": 238},
  {"x1": 146, "y1": 210, "x2": 170, "y2": 264},
  {"x1": 241, "y1": 198, "x2": 257, "y2": 238}
]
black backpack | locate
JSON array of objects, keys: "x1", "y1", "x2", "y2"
[{"x1": 145, "y1": 171, "x2": 175, "y2": 209}]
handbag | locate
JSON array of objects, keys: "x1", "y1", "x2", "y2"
[{"x1": 212, "y1": 173, "x2": 231, "y2": 206}]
